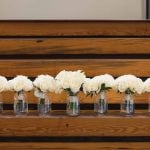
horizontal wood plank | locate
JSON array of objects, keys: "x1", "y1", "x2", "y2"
[
  {"x1": 0, "y1": 111, "x2": 149, "y2": 137},
  {"x1": 2, "y1": 91, "x2": 149, "y2": 104},
  {"x1": 0, "y1": 38, "x2": 150, "y2": 54},
  {"x1": 0, "y1": 21, "x2": 150, "y2": 37},
  {"x1": 0, "y1": 142, "x2": 149, "y2": 150},
  {"x1": 0, "y1": 59, "x2": 149, "y2": 77}
]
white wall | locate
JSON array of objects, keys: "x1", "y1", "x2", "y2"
[{"x1": 0, "y1": 0, "x2": 146, "y2": 20}]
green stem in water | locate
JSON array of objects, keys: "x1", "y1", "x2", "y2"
[
  {"x1": 100, "y1": 84, "x2": 111, "y2": 93},
  {"x1": 69, "y1": 101, "x2": 74, "y2": 110},
  {"x1": 39, "y1": 98, "x2": 45, "y2": 105},
  {"x1": 99, "y1": 99, "x2": 105, "y2": 106},
  {"x1": 16, "y1": 99, "x2": 23, "y2": 110}
]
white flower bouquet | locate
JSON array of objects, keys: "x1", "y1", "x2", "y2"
[
  {"x1": 83, "y1": 74, "x2": 114, "y2": 114},
  {"x1": 143, "y1": 78, "x2": 150, "y2": 93},
  {"x1": 0, "y1": 76, "x2": 9, "y2": 112},
  {"x1": 83, "y1": 74, "x2": 115, "y2": 96},
  {"x1": 33, "y1": 74, "x2": 56, "y2": 95},
  {"x1": 33, "y1": 75, "x2": 55, "y2": 114},
  {"x1": 144, "y1": 78, "x2": 150, "y2": 112},
  {"x1": 115, "y1": 75, "x2": 144, "y2": 115},
  {"x1": 114, "y1": 75, "x2": 143, "y2": 94},
  {"x1": 55, "y1": 70, "x2": 86, "y2": 96},
  {"x1": 56, "y1": 70, "x2": 86, "y2": 116},
  {"x1": 8, "y1": 75, "x2": 33, "y2": 115},
  {"x1": 8, "y1": 75, "x2": 33, "y2": 92},
  {"x1": 0, "y1": 76, "x2": 9, "y2": 92}
]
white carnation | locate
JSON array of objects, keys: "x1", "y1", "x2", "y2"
[
  {"x1": 8, "y1": 75, "x2": 33, "y2": 92},
  {"x1": 55, "y1": 70, "x2": 86, "y2": 94},
  {"x1": 83, "y1": 78, "x2": 99, "y2": 94},
  {"x1": 143, "y1": 78, "x2": 150, "y2": 93},
  {"x1": 83, "y1": 74, "x2": 114, "y2": 95},
  {"x1": 33, "y1": 75, "x2": 56, "y2": 92},
  {"x1": 114, "y1": 75, "x2": 143, "y2": 94},
  {"x1": 0, "y1": 76, "x2": 9, "y2": 92}
]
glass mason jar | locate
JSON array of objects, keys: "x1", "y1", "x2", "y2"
[
  {"x1": 37, "y1": 92, "x2": 51, "y2": 116},
  {"x1": 94, "y1": 91, "x2": 108, "y2": 114},
  {"x1": 148, "y1": 94, "x2": 150, "y2": 113},
  {"x1": 0, "y1": 94, "x2": 3, "y2": 114},
  {"x1": 121, "y1": 93, "x2": 134, "y2": 116},
  {"x1": 14, "y1": 90, "x2": 28, "y2": 116},
  {"x1": 66, "y1": 95, "x2": 80, "y2": 116}
]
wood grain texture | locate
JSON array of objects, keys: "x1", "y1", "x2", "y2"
[
  {"x1": 0, "y1": 142, "x2": 149, "y2": 150},
  {"x1": 0, "y1": 59, "x2": 149, "y2": 77},
  {"x1": 0, "y1": 38, "x2": 150, "y2": 54},
  {"x1": 0, "y1": 21, "x2": 149, "y2": 145},
  {"x1": 0, "y1": 21, "x2": 150, "y2": 37},
  {"x1": 0, "y1": 111, "x2": 149, "y2": 137},
  {"x1": 2, "y1": 91, "x2": 149, "y2": 104}
]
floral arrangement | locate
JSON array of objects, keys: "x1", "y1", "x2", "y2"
[
  {"x1": 33, "y1": 75, "x2": 55, "y2": 107},
  {"x1": 83, "y1": 78, "x2": 98, "y2": 95},
  {"x1": 0, "y1": 72, "x2": 148, "y2": 116},
  {"x1": 83, "y1": 74, "x2": 115, "y2": 96},
  {"x1": 0, "y1": 76, "x2": 9, "y2": 92},
  {"x1": 8, "y1": 75, "x2": 33, "y2": 92},
  {"x1": 55, "y1": 70, "x2": 86, "y2": 96},
  {"x1": 114, "y1": 74, "x2": 143, "y2": 94},
  {"x1": 33, "y1": 75, "x2": 56, "y2": 94},
  {"x1": 8, "y1": 75, "x2": 33, "y2": 115},
  {"x1": 143, "y1": 78, "x2": 150, "y2": 93}
]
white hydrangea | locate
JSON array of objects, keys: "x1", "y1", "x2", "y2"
[
  {"x1": 0, "y1": 76, "x2": 9, "y2": 92},
  {"x1": 55, "y1": 70, "x2": 86, "y2": 94},
  {"x1": 114, "y1": 75, "x2": 143, "y2": 94},
  {"x1": 143, "y1": 78, "x2": 150, "y2": 93},
  {"x1": 83, "y1": 78, "x2": 99, "y2": 94},
  {"x1": 33, "y1": 75, "x2": 56, "y2": 93},
  {"x1": 83, "y1": 74, "x2": 115, "y2": 95},
  {"x1": 8, "y1": 75, "x2": 33, "y2": 92}
]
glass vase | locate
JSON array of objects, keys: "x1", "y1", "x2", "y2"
[
  {"x1": 148, "y1": 94, "x2": 150, "y2": 113},
  {"x1": 0, "y1": 94, "x2": 3, "y2": 114},
  {"x1": 94, "y1": 91, "x2": 108, "y2": 115},
  {"x1": 37, "y1": 92, "x2": 51, "y2": 116},
  {"x1": 14, "y1": 90, "x2": 28, "y2": 116},
  {"x1": 121, "y1": 93, "x2": 134, "y2": 116},
  {"x1": 66, "y1": 95, "x2": 80, "y2": 116}
]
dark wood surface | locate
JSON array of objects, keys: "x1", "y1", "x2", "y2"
[
  {"x1": 0, "y1": 38, "x2": 150, "y2": 54},
  {"x1": 0, "y1": 21, "x2": 150, "y2": 37}
]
